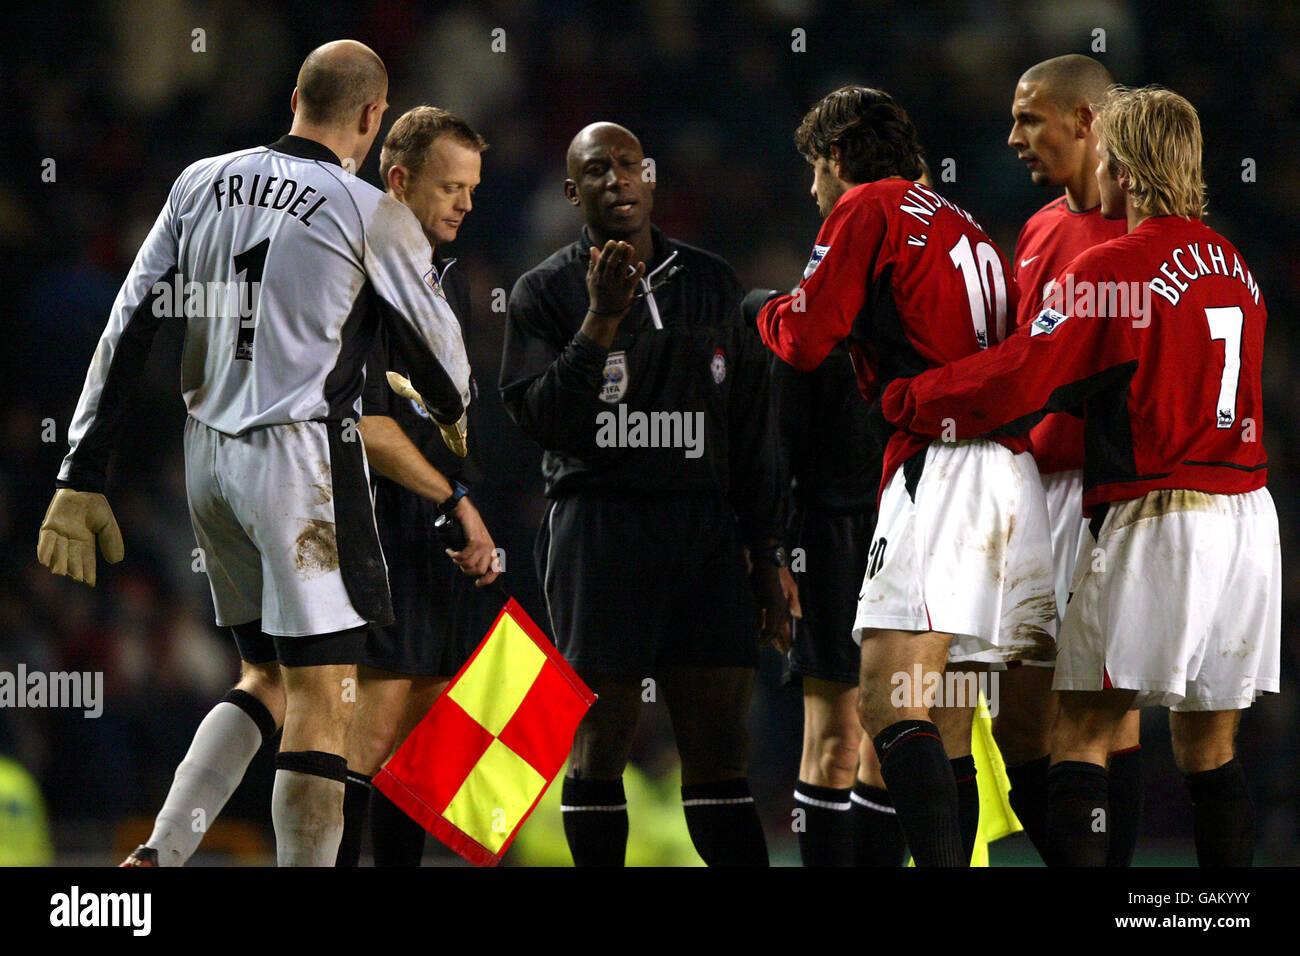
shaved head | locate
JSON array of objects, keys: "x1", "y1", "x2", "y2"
[
  {"x1": 295, "y1": 40, "x2": 387, "y2": 127},
  {"x1": 567, "y1": 122, "x2": 641, "y2": 178},
  {"x1": 1020, "y1": 54, "x2": 1114, "y2": 111}
]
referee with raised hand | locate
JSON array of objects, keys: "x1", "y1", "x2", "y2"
[{"x1": 500, "y1": 121, "x2": 788, "y2": 867}]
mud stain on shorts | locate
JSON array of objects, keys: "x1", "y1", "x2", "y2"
[
  {"x1": 295, "y1": 519, "x2": 338, "y2": 578},
  {"x1": 309, "y1": 460, "x2": 333, "y2": 506},
  {"x1": 1109, "y1": 489, "x2": 1216, "y2": 533}
]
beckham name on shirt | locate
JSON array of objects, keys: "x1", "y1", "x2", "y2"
[
  {"x1": 211, "y1": 174, "x2": 327, "y2": 226},
  {"x1": 1148, "y1": 240, "x2": 1260, "y2": 307}
]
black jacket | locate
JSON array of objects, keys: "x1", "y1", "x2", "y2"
[{"x1": 499, "y1": 226, "x2": 781, "y2": 545}]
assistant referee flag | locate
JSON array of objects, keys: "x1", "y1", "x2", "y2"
[{"x1": 373, "y1": 598, "x2": 595, "y2": 866}]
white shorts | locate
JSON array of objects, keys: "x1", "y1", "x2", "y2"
[
  {"x1": 1041, "y1": 468, "x2": 1090, "y2": 644},
  {"x1": 853, "y1": 440, "x2": 1057, "y2": 664},
  {"x1": 1054, "y1": 487, "x2": 1281, "y2": 711},
  {"x1": 184, "y1": 417, "x2": 389, "y2": 637}
]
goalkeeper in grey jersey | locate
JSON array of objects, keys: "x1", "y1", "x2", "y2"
[{"x1": 37, "y1": 40, "x2": 471, "y2": 867}]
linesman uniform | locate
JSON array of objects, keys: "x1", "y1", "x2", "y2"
[
  {"x1": 58, "y1": 135, "x2": 471, "y2": 666},
  {"x1": 362, "y1": 251, "x2": 491, "y2": 676}
]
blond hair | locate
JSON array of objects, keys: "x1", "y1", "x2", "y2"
[{"x1": 1092, "y1": 85, "x2": 1206, "y2": 218}]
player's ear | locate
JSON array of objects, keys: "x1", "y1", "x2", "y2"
[
  {"x1": 563, "y1": 179, "x2": 580, "y2": 206},
  {"x1": 1075, "y1": 104, "x2": 1095, "y2": 138},
  {"x1": 290, "y1": 87, "x2": 299, "y2": 115},
  {"x1": 827, "y1": 144, "x2": 843, "y2": 180},
  {"x1": 388, "y1": 164, "x2": 407, "y2": 199}
]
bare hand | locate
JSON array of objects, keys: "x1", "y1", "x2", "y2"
[
  {"x1": 445, "y1": 496, "x2": 501, "y2": 586},
  {"x1": 586, "y1": 240, "x2": 645, "y2": 317},
  {"x1": 779, "y1": 566, "x2": 803, "y2": 619},
  {"x1": 752, "y1": 562, "x2": 792, "y2": 653}
]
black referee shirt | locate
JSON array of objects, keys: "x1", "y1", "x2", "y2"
[{"x1": 499, "y1": 225, "x2": 781, "y2": 545}]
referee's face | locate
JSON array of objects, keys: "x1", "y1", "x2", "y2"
[
  {"x1": 567, "y1": 128, "x2": 653, "y2": 239},
  {"x1": 403, "y1": 136, "x2": 482, "y2": 247}
]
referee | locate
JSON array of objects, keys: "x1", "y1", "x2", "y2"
[
  {"x1": 337, "y1": 106, "x2": 499, "y2": 866},
  {"x1": 40, "y1": 41, "x2": 472, "y2": 867},
  {"x1": 500, "y1": 122, "x2": 788, "y2": 867}
]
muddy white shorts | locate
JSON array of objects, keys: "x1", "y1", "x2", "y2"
[
  {"x1": 852, "y1": 440, "x2": 1057, "y2": 664},
  {"x1": 1042, "y1": 468, "x2": 1090, "y2": 637},
  {"x1": 184, "y1": 416, "x2": 391, "y2": 637},
  {"x1": 1054, "y1": 487, "x2": 1281, "y2": 711}
]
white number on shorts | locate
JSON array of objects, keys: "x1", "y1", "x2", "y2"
[
  {"x1": 1205, "y1": 306, "x2": 1243, "y2": 429},
  {"x1": 949, "y1": 234, "x2": 1008, "y2": 350}
]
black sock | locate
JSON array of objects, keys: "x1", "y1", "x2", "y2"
[
  {"x1": 1184, "y1": 759, "x2": 1254, "y2": 867},
  {"x1": 1006, "y1": 755, "x2": 1051, "y2": 862},
  {"x1": 873, "y1": 720, "x2": 964, "y2": 866},
  {"x1": 1107, "y1": 746, "x2": 1143, "y2": 866},
  {"x1": 335, "y1": 770, "x2": 371, "y2": 867},
  {"x1": 681, "y1": 778, "x2": 769, "y2": 866},
  {"x1": 370, "y1": 786, "x2": 426, "y2": 867},
  {"x1": 561, "y1": 776, "x2": 629, "y2": 867},
  {"x1": 1045, "y1": 761, "x2": 1109, "y2": 866},
  {"x1": 793, "y1": 782, "x2": 853, "y2": 866},
  {"x1": 851, "y1": 781, "x2": 907, "y2": 866},
  {"x1": 951, "y1": 754, "x2": 979, "y2": 865}
]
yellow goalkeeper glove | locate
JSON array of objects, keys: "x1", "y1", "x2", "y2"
[
  {"x1": 386, "y1": 370, "x2": 468, "y2": 457},
  {"x1": 37, "y1": 489, "x2": 125, "y2": 587}
]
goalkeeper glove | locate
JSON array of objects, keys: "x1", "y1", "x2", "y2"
[
  {"x1": 385, "y1": 370, "x2": 468, "y2": 457},
  {"x1": 37, "y1": 489, "x2": 125, "y2": 587}
]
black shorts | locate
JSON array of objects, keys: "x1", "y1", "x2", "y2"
[
  {"x1": 786, "y1": 505, "x2": 876, "y2": 686},
  {"x1": 535, "y1": 492, "x2": 760, "y2": 680},
  {"x1": 362, "y1": 480, "x2": 497, "y2": 678},
  {"x1": 232, "y1": 621, "x2": 366, "y2": 667}
]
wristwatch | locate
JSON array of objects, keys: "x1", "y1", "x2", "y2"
[
  {"x1": 753, "y1": 545, "x2": 788, "y2": 569},
  {"x1": 437, "y1": 481, "x2": 469, "y2": 519}
]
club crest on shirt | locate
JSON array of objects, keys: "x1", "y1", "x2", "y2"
[
  {"x1": 711, "y1": 349, "x2": 726, "y2": 384},
  {"x1": 600, "y1": 351, "x2": 628, "y2": 403},
  {"x1": 1031, "y1": 308, "x2": 1069, "y2": 336},
  {"x1": 424, "y1": 266, "x2": 447, "y2": 300},
  {"x1": 803, "y1": 244, "x2": 831, "y2": 280}
]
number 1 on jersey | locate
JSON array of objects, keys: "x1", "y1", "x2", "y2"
[
  {"x1": 949, "y1": 234, "x2": 1008, "y2": 349},
  {"x1": 232, "y1": 238, "x2": 269, "y2": 361},
  {"x1": 1206, "y1": 306, "x2": 1243, "y2": 429}
]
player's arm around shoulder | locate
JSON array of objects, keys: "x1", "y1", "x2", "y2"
[{"x1": 362, "y1": 191, "x2": 472, "y2": 423}]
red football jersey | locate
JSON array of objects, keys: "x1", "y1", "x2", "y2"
[
  {"x1": 1014, "y1": 197, "x2": 1128, "y2": 475},
  {"x1": 757, "y1": 179, "x2": 1024, "y2": 496},
  {"x1": 882, "y1": 216, "x2": 1267, "y2": 513}
]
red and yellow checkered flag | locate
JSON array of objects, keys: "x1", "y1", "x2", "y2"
[{"x1": 373, "y1": 598, "x2": 595, "y2": 866}]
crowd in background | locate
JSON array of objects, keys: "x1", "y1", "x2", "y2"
[{"x1": 2, "y1": 0, "x2": 1298, "y2": 863}]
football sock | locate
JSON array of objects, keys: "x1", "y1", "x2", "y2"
[
  {"x1": 272, "y1": 751, "x2": 347, "y2": 866},
  {"x1": 793, "y1": 781, "x2": 853, "y2": 866},
  {"x1": 850, "y1": 781, "x2": 908, "y2": 866},
  {"x1": 1006, "y1": 755, "x2": 1051, "y2": 862},
  {"x1": 561, "y1": 776, "x2": 629, "y2": 866},
  {"x1": 334, "y1": 770, "x2": 371, "y2": 867},
  {"x1": 681, "y1": 778, "x2": 770, "y2": 866},
  {"x1": 146, "y1": 689, "x2": 276, "y2": 866},
  {"x1": 371, "y1": 786, "x2": 427, "y2": 867},
  {"x1": 1106, "y1": 745, "x2": 1143, "y2": 866},
  {"x1": 873, "y1": 720, "x2": 965, "y2": 866},
  {"x1": 951, "y1": 754, "x2": 979, "y2": 865},
  {"x1": 1184, "y1": 759, "x2": 1253, "y2": 867},
  {"x1": 1045, "y1": 760, "x2": 1109, "y2": 866}
]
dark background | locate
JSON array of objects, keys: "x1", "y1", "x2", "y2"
[{"x1": 0, "y1": 0, "x2": 1296, "y2": 864}]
